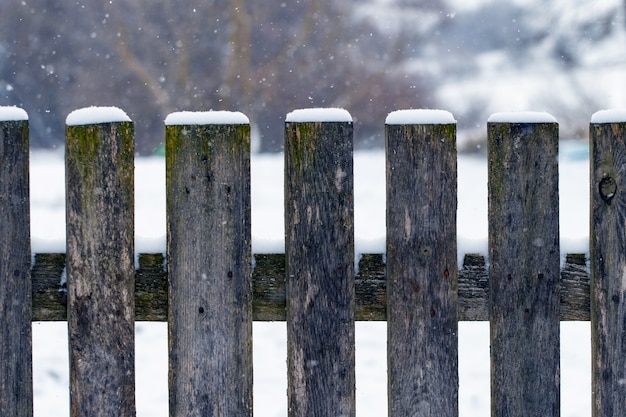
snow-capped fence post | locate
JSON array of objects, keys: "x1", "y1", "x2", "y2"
[
  {"x1": 65, "y1": 107, "x2": 136, "y2": 417},
  {"x1": 487, "y1": 113, "x2": 560, "y2": 417},
  {"x1": 385, "y1": 110, "x2": 458, "y2": 416},
  {"x1": 165, "y1": 112, "x2": 253, "y2": 417},
  {"x1": 0, "y1": 108, "x2": 33, "y2": 417},
  {"x1": 284, "y1": 109, "x2": 356, "y2": 416},
  {"x1": 589, "y1": 110, "x2": 626, "y2": 416}
]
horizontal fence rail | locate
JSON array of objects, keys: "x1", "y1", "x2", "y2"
[
  {"x1": 1, "y1": 106, "x2": 625, "y2": 417},
  {"x1": 29, "y1": 251, "x2": 589, "y2": 322}
]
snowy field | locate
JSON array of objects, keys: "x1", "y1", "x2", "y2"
[{"x1": 30, "y1": 142, "x2": 591, "y2": 416}]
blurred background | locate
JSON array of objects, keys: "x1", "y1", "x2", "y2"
[{"x1": 1, "y1": 0, "x2": 625, "y2": 154}]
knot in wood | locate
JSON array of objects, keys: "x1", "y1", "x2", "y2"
[{"x1": 599, "y1": 176, "x2": 617, "y2": 204}]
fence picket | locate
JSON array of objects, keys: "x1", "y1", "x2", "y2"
[
  {"x1": 284, "y1": 112, "x2": 356, "y2": 416},
  {"x1": 590, "y1": 118, "x2": 626, "y2": 416},
  {"x1": 65, "y1": 110, "x2": 136, "y2": 416},
  {"x1": 4, "y1": 104, "x2": 620, "y2": 416},
  {"x1": 488, "y1": 116, "x2": 560, "y2": 417},
  {"x1": 166, "y1": 115, "x2": 253, "y2": 416},
  {"x1": 0, "y1": 113, "x2": 33, "y2": 417},
  {"x1": 385, "y1": 116, "x2": 459, "y2": 416}
]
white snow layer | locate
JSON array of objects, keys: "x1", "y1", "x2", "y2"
[
  {"x1": 0, "y1": 106, "x2": 28, "y2": 121},
  {"x1": 164, "y1": 111, "x2": 249, "y2": 126},
  {"x1": 487, "y1": 111, "x2": 558, "y2": 123},
  {"x1": 66, "y1": 106, "x2": 131, "y2": 126},
  {"x1": 590, "y1": 109, "x2": 626, "y2": 124},
  {"x1": 285, "y1": 108, "x2": 353, "y2": 123},
  {"x1": 386, "y1": 109, "x2": 456, "y2": 125}
]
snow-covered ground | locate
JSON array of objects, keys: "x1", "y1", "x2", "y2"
[{"x1": 29, "y1": 141, "x2": 591, "y2": 416}]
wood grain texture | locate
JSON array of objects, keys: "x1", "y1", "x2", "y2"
[
  {"x1": 386, "y1": 123, "x2": 458, "y2": 416},
  {"x1": 30, "y1": 252, "x2": 590, "y2": 322},
  {"x1": 488, "y1": 121, "x2": 560, "y2": 417},
  {"x1": 285, "y1": 120, "x2": 355, "y2": 417},
  {"x1": 590, "y1": 122, "x2": 626, "y2": 416},
  {"x1": 253, "y1": 253, "x2": 287, "y2": 321},
  {"x1": 458, "y1": 254, "x2": 489, "y2": 321},
  {"x1": 560, "y1": 253, "x2": 589, "y2": 321},
  {"x1": 0, "y1": 120, "x2": 33, "y2": 417},
  {"x1": 135, "y1": 253, "x2": 167, "y2": 321},
  {"x1": 166, "y1": 124, "x2": 252, "y2": 417},
  {"x1": 65, "y1": 121, "x2": 136, "y2": 417},
  {"x1": 31, "y1": 253, "x2": 67, "y2": 321}
]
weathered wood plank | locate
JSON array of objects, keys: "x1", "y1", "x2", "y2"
[
  {"x1": 166, "y1": 119, "x2": 252, "y2": 416},
  {"x1": 0, "y1": 116, "x2": 33, "y2": 417},
  {"x1": 355, "y1": 254, "x2": 386, "y2": 320},
  {"x1": 488, "y1": 119, "x2": 560, "y2": 417},
  {"x1": 560, "y1": 253, "x2": 589, "y2": 321},
  {"x1": 65, "y1": 114, "x2": 136, "y2": 416},
  {"x1": 590, "y1": 120, "x2": 626, "y2": 416},
  {"x1": 253, "y1": 253, "x2": 287, "y2": 321},
  {"x1": 285, "y1": 116, "x2": 356, "y2": 416},
  {"x1": 458, "y1": 253, "x2": 489, "y2": 321},
  {"x1": 386, "y1": 120, "x2": 458, "y2": 416},
  {"x1": 30, "y1": 252, "x2": 590, "y2": 321},
  {"x1": 135, "y1": 253, "x2": 167, "y2": 321},
  {"x1": 31, "y1": 253, "x2": 67, "y2": 321}
]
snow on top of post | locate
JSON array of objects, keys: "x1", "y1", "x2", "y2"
[
  {"x1": 385, "y1": 109, "x2": 456, "y2": 125},
  {"x1": 487, "y1": 111, "x2": 557, "y2": 123},
  {"x1": 285, "y1": 108, "x2": 352, "y2": 123},
  {"x1": 0, "y1": 106, "x2": 28, "y2": 122},
  {"x1": 590, "y1": 109, "x2": 626, "y2": 124},
  {"x1": 66, "y1": 106, "x2": 131, "y2": 126},
  {"x1": 164, "y1": 110, "x2": 249, "y2": 125}
]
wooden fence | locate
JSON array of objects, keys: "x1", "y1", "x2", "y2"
[{"x1": 0, "y1": 106, "x2": 624, "y2": 416}]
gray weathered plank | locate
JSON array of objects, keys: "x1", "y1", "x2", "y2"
[
  {"x1": 590, "y1": 121, "x2": 626, "y2": 416},
  {"x1": 135, "y1": 253, "x2": 167, "y2": 321},
  {"x1": 285, "y1": 119, "x2": 355, "y2": 416},
  {"x1": 166, "y1": 122, "x2": 252, "y2": 416},
  {"x1": 66, "y1": 119, "x2": 136, "y2": 417},
  {"x1": 560, "y1": 253, "x2": 589, "y2": 321},
  {"x1": 31, "y1": 253, "x2": 67, "y2": 321},
  {"x1": 30, "y1": 252, "x2": 590, "y2": 321},
  {"x1": 0, "y1": 117, "x2": 33, "y2": 417},
  {"x1": 458, "y1": 253, "x2": 489, "y2": 321},
  {"x1": 488, "y1": 120, "x2": 560, "y2": 417},
  {"x1": 386, "y1": 122, "x2": 458, "y2": 416}
]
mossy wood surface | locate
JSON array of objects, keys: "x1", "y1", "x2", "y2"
[
  {"x1": 590, "y1": 122, "x2": 626, "y2": 416},
  {"x1": 386, "y1": 123, "x2": 458, "y2": 416},
  {"x1": 0, "y1": 120, "x2": 33, "y2": 417},
  {"x1": 65, "y1": 121, "x2": 136, "y2": 417},
  {"x1": 488, "y1": 121, "x2": 560, "y2": 417},
  {"x1": 284, "y1": 121, "x2": 356, "y2": 417},
  {"x1": 166, "y1": 124, "x2": 252, "y2": 417}
]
